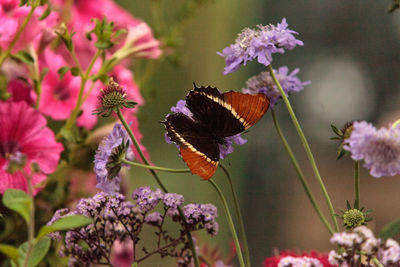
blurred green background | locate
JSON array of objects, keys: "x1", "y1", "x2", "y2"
[{"x1": 116, "y1": 0, "x2": 400, "y2": 265}]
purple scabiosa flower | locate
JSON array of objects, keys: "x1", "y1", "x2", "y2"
[
  {"x1": 242, "y1": 66, "x2": 310, "y2": 108},
  {"x1": 165, "y1": 99, "x2": 246, "y2": 158},
  {"x1": 218, "y1": 18, "x2": 303, "y2": 75},
  {"x1": 344, "y1": 121, "x2": 400, "y2": 178},
  {"x1": 94, "y1": 123, "x2": 134, "y2": 194}
]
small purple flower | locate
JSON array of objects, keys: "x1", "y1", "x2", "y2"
[
  {"x1": 145, "y1": 212, "x2": 163, "y2": 226},
  {"x1": 218, "y1": 18, "x2": 303, "y2": 75},
  {"x1": 163, "y1": 193, "x2": 184, "y2": 209},
  {"x1": 242, "y1": 66, "x2": 310, "y2": 108},
  {"x1": 166, "y1": 100, "x2": 246, "y2": 158},
  {"x1": 132, "y1": 186, "x2": 162, "y2": 212},
  {"x1": 94, "y1": 124, "x2": 134, "y2": 194},
  {"x1": 344, "y1": 121, "x2": 400, "y2": 178}
]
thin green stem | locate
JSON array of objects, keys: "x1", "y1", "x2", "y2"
[
  {"x1": 268, "y1": 64, "x2": 339, "y2": 232},
  {"x1": 116, "y1": 108, "x2": 200, "y2": 267},
  {"x1": 57, "y1": 49, "x2": 101, "y2": 140},
  {"x1": 23, "y1": 173, "x2": 35, "y2": 267},
  {"x1": 392, "y1": 118, "x2": 400, "y2": 128},
  {"x1": 219, "y1": 164, "x2": 251, "y2": 266},
  {"x1": 0, "y1": 4, "x2": 37, "y2": 68},
  {"x1": 30, "y1": 46, "x2": 41, "y2": 109},
  {"x1": 354, "y1": 161, "x2": 360, "y2": 209},
  {"x1": 372, "y1": 257, "x2": 384, "y2": 267},
  {"x1": 209, "y1": 179, "x2": 245, "y2": 267},
  {"x1": 121, "y1": 158, "x2": 190, "y2": 173},
  {"x1": 271, "y1": 109, "x2": 334, "y2": 235}
]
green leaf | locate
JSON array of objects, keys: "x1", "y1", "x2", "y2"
[
  {"x1": 94, "y1": 40, "x2": 114, "y2": 49},
  {"x1": 40, "y1": 67, "x2": 49, "y2": 82},
  {"x1": 2, "y1": 189, "x2": 31, "y2": 223},
  {"x1": 57, "y1": 66, "x2": 70, "y2": 79},
  {"x1": 70, "y1": 67, "x2": 81, "y2": 76},
  {"x1": 18, "y1": 237, "x2": 51, "y2": 267},
  {"x1": 19, "y1": 0, "x2": 28, "y2": 6},
  {"x1": 38, "y1": 6, "x2": 51, "y2": 20},
  {"x1": 12, "y1": 51, "x2": 34, "y2": 64},
  {"x1": 346, "y1": 200, "x2": 351, "y2": 210},
  {"x1": 379, "y1": 218, "x2": 400, "y2": 239},
  {"x1": 37, "y1": 215, "x2": 92, "y2": 239},
  {"x1": 330, "y1": 124, "x2": 342, "y2": 136},
  {"x1": 0, "y1": 244, "x2": 19, "y2": 263}
]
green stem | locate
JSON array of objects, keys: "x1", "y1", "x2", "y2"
[
  {"x1": 57, "y1": 49, "x2": 101, "y2": 140},
  {"x1": 116, "y1": 108, "x2": 200, "y2": 267},
  {"x1": 354, "y1": 161, "x2": 360, "y2": 209},
  {"x1": 30, "y1": 46, "x2": 41, "y2": 109},
  {"x1": 219, "y1": 164, "x2": 251, "y2": 266},
  {"x1": 271, "y1": 109, "x2": 334, "y2": 234},
  {"x1": 372, "y1": 257, "x2": 384, "y2": 267},
  {"x1": 0, "y1": 4, "x2": 37, "y2": 68},
  {"x1": 268, "y1": 64, "x2": 339, "y2": 232},
  {"x1": 23, "y1": 173, "x2": 35, "y2": 267},
  {"x1": 392, "y1": 118, "x2": 400, "y2": 128},
  {"x1": 209, "y1": 179, "x2": 245, "y2": 267},
  {"x1": 121, "y1": 158, "x2": 190, "y2": 173}
]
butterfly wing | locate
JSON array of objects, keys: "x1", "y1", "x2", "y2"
[
  {"x1": 186, "y1": 85, "x2": 246, "y2": 137},
  {"x1": 222, "y1": 91, "x2": 270, "y2": 131},
  {"x1": 163, "y1": 113, "x2": 219, "y2": 179}
]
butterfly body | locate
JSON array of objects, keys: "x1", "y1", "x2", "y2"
[{"x1": 163, "y1": 85, "x2": 269, "y2": 179}]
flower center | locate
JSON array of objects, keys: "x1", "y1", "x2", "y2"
[
  {"x1": 0, "y1": 140, "x2": 20, "y2": 159},
  {"x1": 369, "y1": 139, "x2": 399, "y2": 164},
  {"x1": 54, "y1": 84, "x2": 71, "y2": 101}
]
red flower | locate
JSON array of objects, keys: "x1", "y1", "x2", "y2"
[{"x1": 263, "y1": 251, "x2": 335, "y2": 267}]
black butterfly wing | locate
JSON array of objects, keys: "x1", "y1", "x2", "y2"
[
  {"x1": 163, "y1": 113, "x2": 219, "y2": 179},
  {"x1": 186, "y1": 85, "x2": 245, "y2": 137}
]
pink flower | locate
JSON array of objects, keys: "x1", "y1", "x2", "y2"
[
  {"x1": 111, "y1": 240, "x2": 133, "y2": 267},
  {"x1": 38, "y1": 50, "x2": 81, "y2": 120},
  {"x1": 52, "y1": 0, "x2": 161, "y2": 66},
  {"x1": 0, "y1": 101, "x2": 63, "y2": 195},
  {"x1": 6, "y1": 79, "x2": 34, "y2": 105},
  {"x1": 0, "y1": 2, "x2": 59, "y2": 51}
]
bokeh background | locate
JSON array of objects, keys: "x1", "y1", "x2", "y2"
[{"x1": 116, "y1": 0, "x2": 400, "y2": 265}]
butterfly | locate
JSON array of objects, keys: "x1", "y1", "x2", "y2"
[{"x1": 163, "y1": 84, "x2": 270, "y2": 180}]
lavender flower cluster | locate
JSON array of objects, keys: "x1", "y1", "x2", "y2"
[
  {"x1": 242, "y1": 66, "x2": 310, "y2": 108},
  {"x1": 328, "y1": 226, "x2": 400, "y2": 266},
  {"x1": 218, "y1": 18, "x2": 303, "y2": 75},
  {"x1": 48, "y1": 187, "x2": 218, "y2": 266}
]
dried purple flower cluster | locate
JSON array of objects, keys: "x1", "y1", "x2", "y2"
[
  {"x1": 242, "y1": 66, "x2": 310, "y2": 108},
  {"x1": 329, "y1": 226, "x2": 400, "y2": 266},
  {"x1": 344, "y1": 121, "x2": 400, "y2": 178},
  {"x1": 48, "y1": 188, "x2": 218, "y2": 266},
  {"x1": 165, "y1": 99, "x2": 247, "y2": 159},
  {"x1": 218, "y1": 18, "x2": 303, "y2": 75}
]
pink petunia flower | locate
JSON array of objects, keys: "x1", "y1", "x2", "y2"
[
  {"x1": 38, "y1": 50, "x2": 81, "y2": 120},
  {"x1": 52, "y1": 0, "x2": 161, "y2": 67},
  {"x1": 0, "y1": 101, "x2": 63, "y2": 195},
  {"x1": 6, "y1": 79, "x2": 34, "y2": 105},
  {"x1": 0, "y1": 1, "x2": 59, "y2": 51}
]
